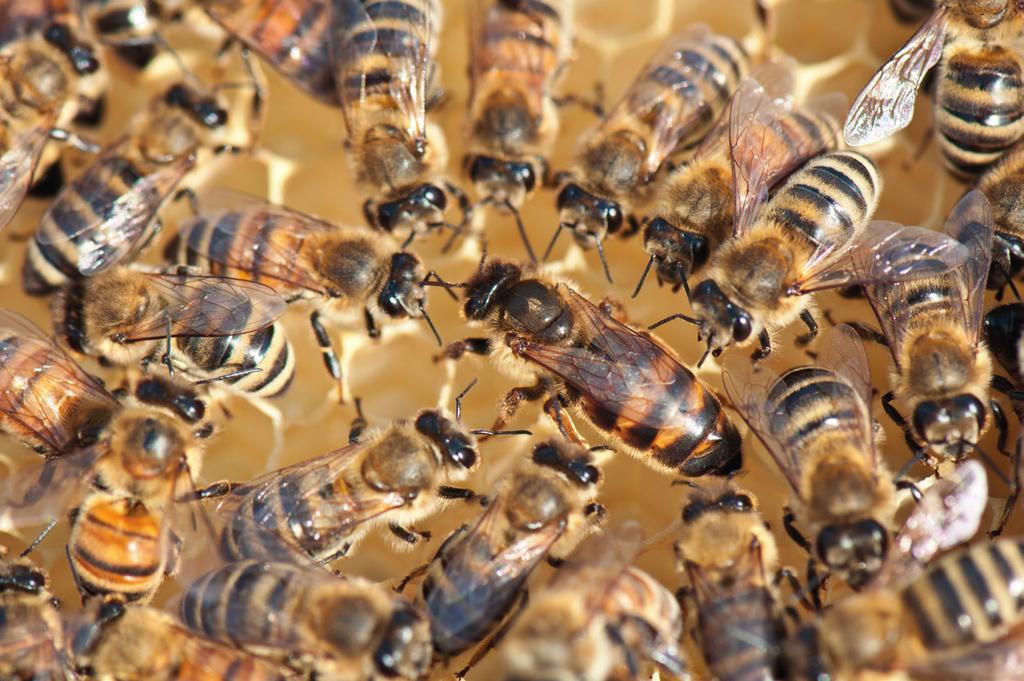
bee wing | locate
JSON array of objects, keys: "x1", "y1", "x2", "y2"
[
  {"x1": 794, "y1": 221, "x2": 970, "y2": 295},
  {"x1": 516, "y1": 288, "x2": 700, "y2": 430},
  {"x1": 904, "y1": 626, "x2": 1024, "y2": 681},
  {"x1": 870, "y1": 459, "x2": 987, "y2": 591},
  {"x1": 0, "y1": 116, "x2": 54, "y2": 231},
  {"x1": 0, "y1": 309, "x2": 118, "y2": 455},
  {"x1": 943, "y1": 189, "x2": 995, "y2": 345},
  {"x1": 843, "y1": 6, "x2": 947, "y2": 146},
  {"x1": 0, "y1": 445, "x2": 103, "y2": 532},
  {"x1": 0, "y1": 611, "x2": 67, "y2": 679},
  {"x1": 817, "y1": 323, "x2": 877, "y2": 466},
  {"x1": 119, "y1": 272, "x2": 287, "y2": 342},
  {"x1": 721, "y1": 357, "x2": 803, "y2": 493},
  {"x1": 174, "y1": 191, "x2": 337, "y2": 294},
  {"x1": 37, "y1": 142, "x2": 194, "y2": 276},
  {"x1": 332, "y1": 0, "x2": 439, "y2": 147},
  {"x1": 549, "y1": 521, "x2": 644, "y2": 615}
]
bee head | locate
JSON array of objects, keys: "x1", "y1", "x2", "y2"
[
  {"x1": 816, "y1": 519, "x2": 888, "y2": 590},
  {"x1": 556, "y1": 182, "x2": 624, "y2": 247},
  {"x1": 374, "y1": 184, "x2": 447, "y2": 233},
  {"x1": 681, "y1": 488, "x2": 755, "y2": 525},
  {"x1": 0, "y1": 563, "x2": 47, "y2": 594},
  {"x1": 378, "y1": 252, "x2": 427, "y2": 320},
  {"x1": 43, "y1": 22, "x2": 100, "y2": 75},
  {"x1": 133, "y1": 375, "x2": 208, "y2": 427},
  {"x1": 691, "y1": 279, "x2": 754, "y2": 359},
  {"x1": 414, "y1": 409, "x2": 478, "y2": 473},
  {"x1": 373, "y1": 604, "x2": 431, "y2": 679},
  {"x1": 984, "y1": 303, "x2": 1024, "y2": 376},
  {"x1": 912, "y1": 394, "x2": 986, "y2": 460},
  {"x1": 531, "y1": 440, "x2": 601, "y2": 489},
  {"x1": 164, "y1": 83, "x2": 228, "y2": 129},
  {"x1": 641, "y1": 217, "x2": 709, "y2": 288},
  {"x1": 463, "y1": 260, "x2": 523, "y2": 321},
  {"x1": 466, "y1": 155, "x2": 537, "y2": 208}
]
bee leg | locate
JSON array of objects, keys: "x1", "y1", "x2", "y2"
[
  {"x1": 434, "y1": 337, "x2": 490, "y2": 363},
  {"x1": 991, "y1": 398, "x2": 1011, "y2": 455},
  {"x1": 437, "y1": 486, "x2": 477, "y2": 501},
  {"x1": 605, "y1": 622, "x2": 641, "y2": 679},
  {"x1": 172, "y1": 187, "x2": 201, "y2": 216},
  {"x1": 543, "y1": 396, "x2": 584, "y2": 445},
  {"x1": 806, "y1": 559, "x2": 826, "y2": 611},
  {"x1": 310, "y1": 311, "x2": 345, "y2": 404},
  {"x1": 389, "y1": 523, "x2": 431, "y2": 545},
  {"x1": 394, "y1": 562, "x2": 432, "y2": 593},
  {"x1": 552, "y1": 80, "x2": 605, "y2": 118},
  {"x1": 895, "y1": 479, "x2": 924, "y2": 504},
  {"x1": 26, "y1": 160, "x2": 64, "y2": 198},
  {"x1": 455, "y1": 589, "x2": 530, "y2": 679},
  {"x1": 489, "y1": 381, "x2": 550, "y2": 434},
  {"x1": 775, "y1": 566, "x2": 815, "y2": 613},
  {"x1": 796, "y1": 310, "x2": 819, "y2": 346},
  {"x1": 782, "y1": 509, "x2": 811, "y2": 553},
  {"x1": 71, "y1": 596, "x2": 126, "y2": 658},
  {"x1": 349, "y1": 397, "x2": 367, "y2": 444},
  {"x1": 363, "y1": 309, "x2": 380, "y2": 340},
  {"x1": 751, "y1": 330, "x2": 772, "y2": 361},
  {"x1": 992, "y1": 442, "x2": 1023, "y2": 538},
  {"x1": 192, "y1": 480, "x2": 239, "y2": 500}
]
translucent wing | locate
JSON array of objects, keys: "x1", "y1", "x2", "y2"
[
  {"x1": 173, "y1": 192, "x2": 338, "y2": 294},
  {"x1": 0, "y1": 309, "x2": 118, "y2": 455},
  {"x1": 0, "y1": 446, "x2": 103, "y2": 532},
  {"x1": 870, "y1": 459, "x2": 986, "y2": 591},
  {"x1": 514, "y1": 288, "x2": 702, "y2": 430},
  {"x1": 844, "y1": 7, "x2": 947, "y2": 146},
  {"x1": 817, "y1": 323, "x2": 876, "y2": 464},
  {"x1": 0, "y1": 117, "x2": 53, "y2": 231},
  {"x1": 37, "y1": 141, "x2": 194, "y2": 276},
  {"x1": 121, "y1": 272, "x2": 287, "y2": 342},
  {"x1": 944, "y1": 189, "x2": 994, "y2": 345},
  {"x1": 548, "y1": 521, "x2": 644, "y2": 620},
  {"x1": 721, "y1": 356, "x2": 801, "y2": 493},
  {"x1": 905, "y1": 627, "x2": 1024, "y2": 681},
  {"x1": 333, "y1": 0, "x2": 439, "y2": 147},
  {"x1": 795, "y1": 222, "x2": 970, "y2": 294}
]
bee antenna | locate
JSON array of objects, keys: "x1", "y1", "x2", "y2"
[
  {"x1": 649, "y1": 312, "x2": 703, "y2": 331},
  {"x1": 470, "y1": 428, "x2": 532, "y2": 437},
  {"x1": 632, "y1": 255, "x2": 656, "y2": 299},
  {"x1": 400, "y1": 231, "x2": 416, "y2": 250},
  {"x1": 419, "y1": 302, "x2": 443, "y2": 347},
  {"x1": 420, "y1": 271, "x2": 463, "y2": 300},
  {"x1": 543, "y1": 222, "x2": 571, "y2": 262},
  {"x1": 696, "y1": 343, "x2": 713, "y2": 369},
  {"x1": 997, "y1": 261, "x2": 1022, "y2": 301},
  {"x1": 501, "y1": 198, "x2": 537, "y2": 263},
  {"x1": 594, "y1": 236, "x2": 613, "y2": 284},
  {"x1": 971, "y1": 442, "x2": 1011, "y2": 487},
  {"x1": 453, "y1": 377, "x2": 479, "y2": 422}
]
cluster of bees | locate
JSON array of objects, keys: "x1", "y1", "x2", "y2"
[{"x1": 6, "y1": 0, "x2": 1024, "y2": 679}]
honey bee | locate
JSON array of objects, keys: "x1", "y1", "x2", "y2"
[
  {"x1": 679, "y1": 150, "x2": 967, "y2": 363},
  {"x1": 22, "y1": 81, "x2": 237, "y2": 296},
  {"x1": 986, "y1": 302, "x2": 1024, "y2": 390},
  {"x1": 550, "y1": 27, "x2": 751, "y2": 281},
  {"x1": 859, "y1": 190, "x2": 1001, "y2": 463},
  {"x1": 407, "y1": 438, "x2": 605, "y2": 678},
  {"x1": 334, "y1": 0, "x2": 460, "y2": 241},
  {"x1": 463, "y1": 0, "x2": 572, "y2": 258},
  {"x1": 634, "y1": 71, "x2": 844, "y2": 298},
  {"x1": 166, "y1": 193, "x2": 441, "y2": 402},
  {"x1": 784, "y1": 461, "x2": 1024, "y2": 681},
  {"x1": 845, "y1": 1, "x2": 1024, "y2": 178},
  {"x1": 51, "y1": 265, "x2": 293, "y2": 400},
  {"x1": 724, "y1": 324, "x2": 896, "y2": 590},
  {"x1": 502, "y1": 520, "x2": 685, "y2": 681},
  {"x1": 0, "y1": 0, "x2": 105, "y2": 230},
  {"x1": 674, "y1": 480, "x2": 786, "y2": 681},
  {"x1": 75, "y1": 603, "x2": 293, "y2": 681},
  {"x1": 0, "y1": 311, "x2": 213, "y2": 604},
  {"x1": 0, "y1": 549, "x2": 71, "y2": 680},
  {"x1": 208, "y1": 380, "x2": 512, "y2": 564},
  {"x1": 975, "y1": 137, "x2": 1024, "y2": 294},
  {"x1": 436, "y1": 259, "x2": 742, "y2": 477},
  {"x1": 179, "y1": 559, "x2": 433, "y2": 681}
]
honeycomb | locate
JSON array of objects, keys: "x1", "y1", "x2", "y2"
[{"x1": 1, "y1": 0, "x2": 1019, "y2": 678}]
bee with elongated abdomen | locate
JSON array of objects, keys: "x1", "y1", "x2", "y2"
[
  {"x1": 503, "y1": 520, "x2": 685, "y2": 681},
  {"x1": 51, "y1": 265, "x2": 294, "y2": 400},
  {"x1": 408, "y1": 439, "x2": 605, "y2": 678},
  {"x1": 635, "y1": 70, "x2": 844, "y2": 298},
  {"x1": 550, "y1": 26, "x2": 751, "y2": 281},
  {"x1": 846, "y1": 1, "x2": 1024, "y2": 178},
  {"x1": 681, "y1": 150, "x2": 967, "y2": 363},
  {"x1": 725, "y1": 324, "x2": 896, "y2": 590},
  {"x1": 22, "y1": 81, "x2": 239, "y2": 296},
  {"x1": 674, "y1": 480, "x2": 786, "y2": 681},
  {"x1": 166, "y1": 192, "x2": 441, "y2": 404},
  {"x1": 180, "y1": 559, "x2": 433, "y2": 680},
  {"x1": 437, "y1": 258, "x2": 743, "y2": 477}
]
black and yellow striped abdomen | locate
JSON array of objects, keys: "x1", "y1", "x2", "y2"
[
  {"x1": 175, "y1": 321, "x2": 295, "y2": 398},
  {"x1": 767, "y1": 367, "x2": 866, "y2": 455},
  {"x1": 697, "y1": 583, "x2": 784, "y2": 681},
  {"x1": 902, "y1": 538, "x2": 1024, "y2": 649},
  {"x1": 937, "y1": 46, "x2": 1024, "y2": 178}
]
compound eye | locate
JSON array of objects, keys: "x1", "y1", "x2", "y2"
[
  {"x1": 732, "y1": 315, "x2": 752, "y2": 342},
  {"x1": 732, "y1": 493, "x2": 753, "y2": 512},
  {"x1": 450, "y1": 445, "x2": 477, "y2": 469},
  {"x1": 165, "y1": 84, "x2": 189, "y2": 107},
  {"x1": 70, "y1": 46, "x2": 99, "y2": 74},
  {"x1": 556, "y1": 183, "x2": 583, "y2": 210},
  {"x1": 605, "y1": 204, "x2": 623, "y2": 232},
  {"x1": 515, "y1": 163, "x2": 536, "y2": 192},
  {"x1": 422, "y1": 184, "x2": 446, "y2": 209},
  {"x1": 953, "y1": 394, "x2": 986, "y2": 427},
  {"x1": 468, "y1": 156, "x2": 493, "y2": 181},
  {"x1": 376, "y1": 201, "x2": 400, "y2": 231},
  {"x1": 44, "y1": 23, "x2": 69, "y2": 47},
  {"x1": 198, "y1": 101, "x2": 228, "y2": 128}
]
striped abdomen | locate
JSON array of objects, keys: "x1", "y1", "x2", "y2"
[
  {"x1": 937, "y1": 47, "x2": 1024, "y2": 178},
  {"x1": 890, "y1": 277, "x2": 960, "y2": 340},
  {"x1": 766, "y1": 367, "x2": 867, "y2": 455},
  {"x1": 206, "y1": 0, "x2": 335, "y2": 105},
  {"x1": 175, "y1": 321, "x2": 295, "y2": 398},
  {"x1": 732, "y1": 107, "x2": 841, "y2": 184},
  {"x1": 605, "y1": 567, "x2": 683, "y2": 645},
  {"x1": 180, "y1": 560, "x2": 310, "y2": 651},
  {"x1": 69, "y1": 497, "x2": 165, "y2": 603},
  {"x1": 765, "y1": 151, "x2": 880, "y2": 253},
  {"x1": 698, "y1": 583, "x2": 784, "y2": 681},
  {"x1": 901, "y1": 538, "x2": 1024, "y2": 649},
  {"x1": 23, "y1": 154, "x2": 163, "y2": 295}
]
